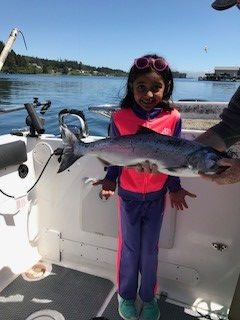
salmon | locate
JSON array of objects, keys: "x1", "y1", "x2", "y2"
[{"x1": 58, "y1": 125, "x2": 230, "y2": 177}]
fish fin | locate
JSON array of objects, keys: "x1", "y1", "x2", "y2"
[
  {"x1": 136, "y1": 126, "x2": 156, "y2": 134},
  {"x1": 58, "y1": 125, "x2": 83, "y2": 173},
  {"x1": 97, "y1": 157, "x2": 112, "y2": 167},
  {"x1": 167, "y1": 167, "x2": 178, "y2": 173},
  {"x1": 136, "y1": 126, "x2": 165, "y2": 136},
  {"x1": 60, "y1": 124, "x2": 79, "y2": 143},
  {"x1": 167, "y1": 166, "x2": 187, "y2": 172}
]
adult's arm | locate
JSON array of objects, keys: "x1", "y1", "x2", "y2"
[
  {"x1": 195, "y1": 87, "x2": 240, "y2": 150},
  {"x1": 196, "y1": 87, "x2": 240, "y2": 184}
]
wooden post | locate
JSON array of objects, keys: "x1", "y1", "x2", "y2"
[
  {"x1": 229, "y1": 272, "x2": 240, "y2": 320},
  {"x1": 0, "y1": 28, "x2": 19, "y2": 71}
]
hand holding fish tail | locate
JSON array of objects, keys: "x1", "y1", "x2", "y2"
[
  {"x1": 93, "y1": 179, "x2": 116, "y2": 199},
  {"x1": 199, "y1": 158, "x2": 240, "y2": 185},
  {"x1": 169, "y1": 188, "x2": 197, "y2": 211}
]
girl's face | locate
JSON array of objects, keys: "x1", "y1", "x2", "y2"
[{"x1": 132, "y1": 71, "x2": 166, "y2": 112}]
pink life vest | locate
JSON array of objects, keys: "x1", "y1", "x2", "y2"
[{"x1": 113, "y1": 107, "x2": 181, "y2": 194}]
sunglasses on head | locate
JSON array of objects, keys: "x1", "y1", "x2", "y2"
[{"x1": 134, "y1": 57, "x2": 168, "y2": 72}]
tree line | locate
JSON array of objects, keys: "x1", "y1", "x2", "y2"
[
  {"x1": 0, "y1": 41, "x2": 128, "y2": 77},
  {"x1": 0, "y1": 41, "x2": 186, "y2": 78}
]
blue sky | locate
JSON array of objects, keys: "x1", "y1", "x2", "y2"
[{"x1": 1, "y1": 0, "x2": 239, "y2": 75}]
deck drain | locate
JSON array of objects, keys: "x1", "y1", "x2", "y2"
[
  {"x1": 22, "y1": 260, "x2": 52, "y2": 281},
  {"x1": 25, "y1": 309, "x2": 65, "y2": 320}
]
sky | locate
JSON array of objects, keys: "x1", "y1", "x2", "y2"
[{"x1": 0, "y1": 0, "x2": 239, "y2": 75}]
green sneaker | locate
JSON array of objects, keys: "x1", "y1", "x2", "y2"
[
  {"x1": 118, "y1": 295, "x2": 138, "y2": 320},
  {"x1": 140, "y1": 298, "x2": 160, "y2": 320}
]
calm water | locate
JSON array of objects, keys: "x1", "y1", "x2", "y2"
[{"x1": 0, "y1": 74, "x2": 239, "y2": 136}]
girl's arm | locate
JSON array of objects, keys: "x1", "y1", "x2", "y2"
[
  {"x1": 105, "y1": 117, "x2": 120, "y2": 182},
  {"x1": 168, "y1": 117, "x2": 197, "y2": 210},
  {"x1": 167, "y1": 118, "x2": 182, "y2": 192},
  {"x1": 93, "y1": 116, "x2": 119, "y2": 199}
]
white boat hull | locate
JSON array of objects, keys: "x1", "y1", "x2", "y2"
[{"x1": 0, "y1": 130, "x2": 239, "y2": 319}]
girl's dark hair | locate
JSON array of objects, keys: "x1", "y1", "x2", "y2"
[{"x1": 120, "y1": 54, "x2": 174, "y2": 110}]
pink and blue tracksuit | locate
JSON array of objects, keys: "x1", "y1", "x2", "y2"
[{"x1": 105, "y1": 103, "x2": 182, "y2": 302}]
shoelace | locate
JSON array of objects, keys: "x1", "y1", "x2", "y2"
[
  {"x1": 143, "y1": 301, "x2": 156, "y2": 310},
  {"x1": 122, "y1": 299, "x2": 135, "y2": 306}
]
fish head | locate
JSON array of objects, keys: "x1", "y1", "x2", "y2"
[
  {"x1": 187, "y1": 148, "x2": 223, "y2": 174},
  {"x1": 202, "y1": 152, "x2": 222, "y2": 174}
]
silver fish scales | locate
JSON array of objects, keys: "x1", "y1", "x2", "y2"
[{"x1": 58, "y1": 125, "x2": 230, "y2": 177}]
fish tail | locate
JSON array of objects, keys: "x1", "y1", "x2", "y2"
[{"x1": 58, "y1": 125, "x2": 84, "y2": 173}]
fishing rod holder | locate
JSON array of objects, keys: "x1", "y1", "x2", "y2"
[
  {"x1": 33, "y1": 97, "x2": 51, "y2": 115},
  {"x1": 0, "y1": 97, "x2": 51, "y2": 114},
  {"x1": 58, "y1": 109, "x2": 89, "y2": 139},
  {"x1": 25, "y1": 103, "x2": 45, "y2": 137}
]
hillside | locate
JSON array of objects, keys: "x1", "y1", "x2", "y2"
[
  {"x1": 0, "y1": 41, "x2": 186, "y2": 78},
  {"x1": 0, "y1": 41, "x2": 128, "y2": 77}
]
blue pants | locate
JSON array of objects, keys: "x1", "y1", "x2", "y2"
[{"x1": 116, "y1": 195, "x2": 165, "y2": 302}]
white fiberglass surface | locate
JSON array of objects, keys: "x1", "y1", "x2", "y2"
[{"x1": 0, "y1": 132, "x2": 240, "y2": 319}]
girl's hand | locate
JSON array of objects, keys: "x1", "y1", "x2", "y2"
[
  {"x1": 130, "y1": 160, "x2": 160, "y2": 174},
  {"x1": 169, "y1": 188, "x2": 197, "y2": 211},
  {"x1": 93, "y1": 179, "x2": 116, "y2": 199}
]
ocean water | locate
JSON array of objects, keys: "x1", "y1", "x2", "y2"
[{"x1": 0, "y1": 74, "x2": 239, "y2": 136}]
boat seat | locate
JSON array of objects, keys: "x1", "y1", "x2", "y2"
[{"x1": 0, "y1": 140, "x2": 27, "y2": 170}]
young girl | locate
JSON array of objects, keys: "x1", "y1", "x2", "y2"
[{"x1": 94, "y1": 54, "x2": 196, "y2": 320}]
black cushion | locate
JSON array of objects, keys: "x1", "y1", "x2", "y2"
[{"x1": 0, "y1": 141, "x2": 27, "y2": 170}]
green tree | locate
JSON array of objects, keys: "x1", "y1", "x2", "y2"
[
  {"x1": 42, "y1": 64, "x2": 50, "y2": 74},
  {"x1": 5, "y1": 52, "x2": 17, "y2": 73},
  {"x1": 62, "y1": 65, "x2": 68, "y2": 74}
]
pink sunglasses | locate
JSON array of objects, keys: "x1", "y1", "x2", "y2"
[{"x1": 134, "y1": 57, "x2": 168, "y2": 72}]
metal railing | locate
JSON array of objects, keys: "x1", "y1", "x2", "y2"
[{"x1": 89, "y1": 101, "x2": 228, "y2": 120}]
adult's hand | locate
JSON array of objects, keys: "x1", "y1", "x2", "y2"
[
  {"x1": 200, "y1": 158, "x2": 240, "y2": 184},
  {"x1": 194, "y1": 130, "x2": 240, "y2": 184}
]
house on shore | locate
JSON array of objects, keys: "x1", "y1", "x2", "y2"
[{"x1": 199, "y1": 66, "x2": 240, "y2": 81}]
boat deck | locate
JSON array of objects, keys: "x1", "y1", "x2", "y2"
[
  {"x1": 0, "y1": 262, "x2": 211, "y2": 320},
  {"x1": 0, "y1": 263, "x2": 114, "y2": 320}
]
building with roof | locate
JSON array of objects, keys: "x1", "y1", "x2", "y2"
[
  {"x1": 199, "y1": 66, "x2": 240, "y2": 81},
  {"x1": 214, "y1": 67, "x2": 240, "y2": 78}
]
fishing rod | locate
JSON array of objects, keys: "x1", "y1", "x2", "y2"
[
  {"x1": 0, "y1": 28, "x2": 19, "y2": 71},
  {"x1": 0, "y1": 97, "x2": 51, "y2": 115},
  {"x1": 0, "y1": 28, "x2": 27, "y2": 71}
]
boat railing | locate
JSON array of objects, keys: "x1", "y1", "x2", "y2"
[{"x1": 89, "y1": 101, "x2": 228, "y2": 120}]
